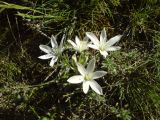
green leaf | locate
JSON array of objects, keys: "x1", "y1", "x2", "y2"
[{"x1": 0, "y1": 2, "x2": 42, "y2": 14}]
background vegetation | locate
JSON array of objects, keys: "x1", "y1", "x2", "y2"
[{"x1": 0, "y1": 0, "x2": 160, "y2": 119}]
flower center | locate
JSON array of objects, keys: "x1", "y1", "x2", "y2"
[
  {"x1": 52, "y1": 47, "x2": 62, "y2": 56},
  {"x1": 84, "y1": 73, "x2": 92, "y2": 81},
  {"x1": 99, "y1": 43, "x2": 107, "y2": 51},
  {"x1": 79, "y1": 41, "x2": 88, "y2": 52}
]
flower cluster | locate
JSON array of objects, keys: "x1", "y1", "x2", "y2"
[{"x1": 38, "y1": 28, "x2": 122, "y2": 95}]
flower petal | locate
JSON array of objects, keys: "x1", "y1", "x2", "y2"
[
  {"x1": 51, "y1": 35, "x2": 58, "y2": 48},
  {"x1": 106, "y1": 46, "x2": 121, "y2": 51},
  {"x1": 39, "y1": 45, "x2": 52, "y2": 53},
  {"x1": 75, "y1": 36, "x2": 80, "y2": 46},
  {"x1": 68, "y1": 40, "x2": 77, "y2": 48},
  {"x1": 83, "y1": 81, "x2": 90, "y2": 94},
  {"x1": 100, "y1": 28, "x2": 107, "y2": 43},
  {"x1": 100, "y1": 50, "x2": 108, "y2": 58},
  {"x1": 49, "y1": 57, "x2": 58, "y2": 67},
  {"x1": 67, "y1": 75, "x2": 83, "y2": 84},
  {"x1": 77, "y1": 63, "x2": 87, "y2": 76},
  {"x1": 88, "y1": 44, "x2": 99, "y2": 50},
  {"x1": 80, "y1": 41, "x2": 89, "y2": 51},
  {"x1": 59, "y1": 34, "x2": 65, "y2": 51},
  {"x1": 93, "y1": 71, "x2": 107, "y2": 79},
  {"x1": 86, "y1": 32, "x2": 100, "y2": 45},
  {"x1": 89, "y1": 80, "x2": 103, "y2": 95},
  {"x1": 87, "y1": 58, "x2": 95, "y2": 73},
  {"x1": 106, "y1": 35, "x2": 122, "y2": 47},
  {"x1": 38, "y1": 54, "x2": 54, "y2": 59},
  {"x1": 83, "y1": 36, "x2": 89, "y2": 41}
]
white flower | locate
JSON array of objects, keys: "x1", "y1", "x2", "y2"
[
  {"x1": 68, "y1": 36, "x2": 89, "y2": 52},
  {"x1": 67, "y1": 58, "x2": 107, "y2": 95},
  {"x1": 38, "y1": 34, "x2": 65, "y2": 67},
  {"x1": 86, "y1": 28, "x2": 122, "y2": 58}
]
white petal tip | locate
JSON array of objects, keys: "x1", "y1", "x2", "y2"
[
  {"x1": 116, "y1": 35, "x2": 123, "y2": 40},
  {"x1": 83, "y1": 91, "x2": 88, "y2": 94},
  {"x1": 95, "y1": 91, "x2": 103, "y2": 95},
  {"x1": 96, "y1": 90, "x2": 103, "y2": 95},
  {"x1": 49, "y1": 64, "x2": 54, "y2": 67},
  {"x1": 117, "y1": 46, "x2": 121, "y2": 50},
  {"x1": 118, "y1": 35, "x2": 123, "y2": 37},
  {"x1": 39, "y1": 45, "x2": 44, "y2": 50},
  {"x1": 38, "y1": 56, "x2": 43, "y2": 60}
]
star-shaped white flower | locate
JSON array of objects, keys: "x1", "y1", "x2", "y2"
[
  {"x1": 38, "y1": 34, "x2": 65, "y2": 67},
  {"x1": 68, "y1": 36, "x2": 89, "y2": 52},
  {"x1": 67, "y1": 58, "x2": 107, "y2": 95},
  {"x1": 86, "y1": 28, "x2": 122, "y2": 58}
]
